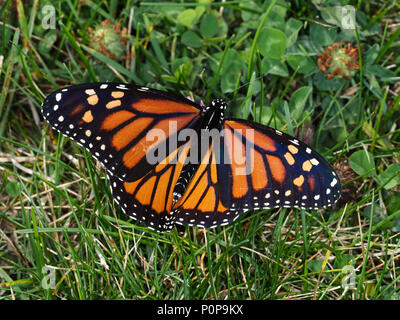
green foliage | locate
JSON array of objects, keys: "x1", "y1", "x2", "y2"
[
  {"x1": 349, "y1": 150, "x2": 376, "y2": 177},
  {"x1": 181, "y1": 30, "x2": 202, "y2": 48},
  {"x1": 378, "y1": 164, "x2": 400, "y2": 190},
  {"x1": 200, "y1": 15, "x2": 218, "y2": 38},
  {"x1": 5, "y1": 181, "x2": 21, "y2": 197},
  {"x1": 257, "y1": 27, "x2": 287, "y2": 59}
]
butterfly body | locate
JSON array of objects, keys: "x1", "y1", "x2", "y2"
[{"x1": 42, "y1": 83, "x2": 341, "y2": 232}]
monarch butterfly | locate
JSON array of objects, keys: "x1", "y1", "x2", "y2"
[{"x1": 41, "y1": 83, "x2": 341, "y2": 232}]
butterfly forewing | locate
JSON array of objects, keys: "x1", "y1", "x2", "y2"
[{"x1": 42, "y1": 83, "x2": 201, "y2": 182}]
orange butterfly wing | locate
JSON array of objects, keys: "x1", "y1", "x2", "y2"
[
  {"x1": 172, "y1": 119, "x2": 341, "y2": 228},
  {"x1": 42, "y1": 83, "x2": 201, "y2": 182},
  {"x1": 108, "y1": 141, "x2": 192, "y2": 231}
]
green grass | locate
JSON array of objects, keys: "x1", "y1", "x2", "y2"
[{"x1": 1, "y1": 0, "x2": 400, "y2": 300}]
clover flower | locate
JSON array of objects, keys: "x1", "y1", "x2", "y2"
[
  {"x1": 89, "y1": 19, "x2": 127, "y2": 60},
  {"x1": 317, "y1": 42, "x2": 361, "y2": 79}
]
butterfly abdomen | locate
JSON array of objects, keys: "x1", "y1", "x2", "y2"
[{"x1": 173, "y1": 163, "x2": 196, "y2": 203}]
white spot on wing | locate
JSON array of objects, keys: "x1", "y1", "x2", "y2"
[{"x1": 85, "y1": 89, "x2": 96, "y2": 95}]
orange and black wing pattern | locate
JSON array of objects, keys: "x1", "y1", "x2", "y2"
[
  {"x1": 172, "y1": 119, "x2": 341, "y2": 229},
  {"x1": 42, "y1": 83, "x2": 341, "y2": 232},
  {"x1": 41, "y1": 83, "x2": 201, "y2": 182},
  {"x1": 108, "y1": 141, "x2": 192, "y2": 231}
]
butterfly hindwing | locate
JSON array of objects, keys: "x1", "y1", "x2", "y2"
[
  {"x1": 108, "y1": 140, "x2": 192, "y2": 231},
  {"x1": 172, "y1": 140, "x2": 231, "y2": 228},
  {"x1": 42, "y1": 83, "x2": 201, "y2": 182}
]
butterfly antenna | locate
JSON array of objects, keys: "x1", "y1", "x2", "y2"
[{"x1": 223, "y1": 72, "x2": 272, "y2": 102}]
